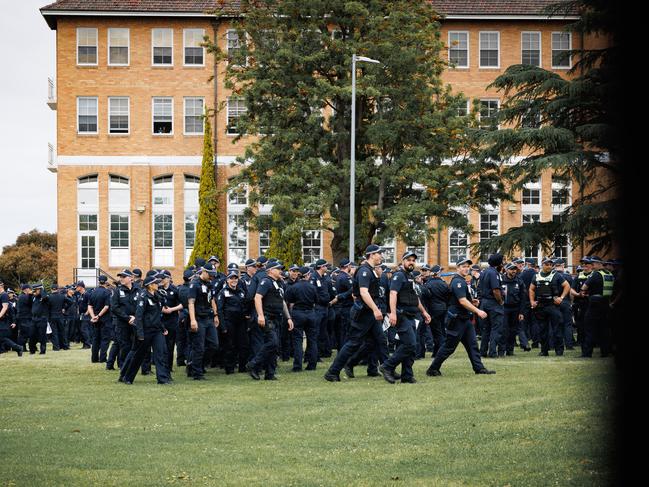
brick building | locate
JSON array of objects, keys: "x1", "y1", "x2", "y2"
[{"x1": 41, "y1": 0, "x2": 600, "y2": 286}]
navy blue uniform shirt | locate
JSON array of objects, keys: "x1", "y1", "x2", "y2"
[
  {"x1": 188, "y1": 278, "x2": 214, "y2": 317},
  {"x1": 285, "y1": 279, "x2": 317, "y2": 310},
  {"x1": 479, "y1": 266, "x2": 503, "y2": 301}
]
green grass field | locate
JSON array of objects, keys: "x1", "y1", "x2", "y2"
[{"x1": 0, "y1": 345, "x2": 615, "y2": 486}]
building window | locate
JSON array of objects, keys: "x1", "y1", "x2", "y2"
[
  {"x1": 522, "y1": 179, "x2": 541, "y2": 207},
  {"x1": 154, "y1": 214, "x2": 173, "y2": 248},
  {"x1": 153, "y1": 97, "x2": 173, "y2": 134},
  {"x1": 77, "y1": 97, "x2": 98, "y2": 134},
  {"x1": 152, "y1": 28, "x2": 173, "y2": 65},
  {"x1": 185, "y1": 213, "x2": 197, "y2": 252},
  {"x1": 479, "y1": 212, "x2": 500, "y2": 261},
  {"x1": 258, "y1": 215, "x2": 271, "y2": 256},
  {"x1": 184, "y1": 175, "x2": 199, "y2": 264},
  {"x1": 522, "y1": 213, "x2": 541, "y2": 262},
  {"x1": 77, "y1": 175, "x2": 98, "y2": 210},
  {"x1": 449, "y1": 229, "x2": 468, "y2": 266},
  {"x1": 381, "y1": 239, "x2": 396, "y2": 266},
  {"x1": 108, "y1": 28, "x2": 129, "y2": 66},
  {"x1": 479, "y1": 32, "x2": 499, "y2": 68},
  {"x1": 227, "y1": 97, "x2": 247, "y2": 135},
  {"x1": 302, "y1": 230, "x2": 322, "y2": 265},
  {"x1": 110, "y1": 215, "x2": 129, "y2": 248},
  {"x1": 552, "y1": 32, "x2": 571, "y2": 69},
  {"x1": 228, "y1": 185, "x2": 248, "y2": 206},
  {"x1": 551, "y1": 177, "x2": 571, "y2": 207},
  {"x1": 227, "y1": 214, "x2": 248, "y2": 264},
  {"x1": 457, "y1": 100, "x2": 470, "y2": 117},
  {"x1": 77, "y1": 28, "x2": 98, "y2": 65},
  {"x1": 108, "y1": 97, "x2": 129, "y2": 134},
  {"x1": 448, "y1": 31, "x2": 469, "y2": 68},
  {"x1": 79, "y1": 213, "x2": 98, "y2": 231},
  {"x1": 184, "y1": 97, "x2": 204, "y2": 135},
  {"x1": 479, "y1": 100, "x2": 499, "y2": 130},
  {"x1": 78, "y1": 176, "x2": 98, "y2": 270},
  {"x1": 552, "y1": 214, "x2": 569, "y2": 260},
  {"x1": 521, "y1": 32, "x2": 541, "y2": 67},
  {"x1": 227, "y1": 30, "x2": 247, "y2": 66},
  {"x1": 153, "y1": 175, "x2": 173, "y2": 206},
  {"x1": 406, "y1": 246, "x2": 427, "y2": 265},
  {"x1": 184, "y1": 29, "x2": 205, "y2": 66},
  {"x1": 80, "y1": 235, "x2": 97, "y2": 269}
]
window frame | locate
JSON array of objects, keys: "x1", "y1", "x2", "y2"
[
  {"x1": 226, "y1": 96, "x2": 247, "y2": 135},
  {"x1": 152, "y1": 97, "x2": 174, "y2": 136},
  {"x1": 551, "y1": 32, "x2": 572, "y2": 70},
  {"x1": 107, "y1": 28, "x2": 130, "y2": 67},
  {"x1": 448, "y1": 228, "x2": 470, "y2": 267},
  {"x1": 448, "y1": 31, "x2": 469, "y2": 69},
  {"x1": 521, "y1": 31, "x2": 542, "y2": 67},
  {"x1": 76, "y1": 27, "x2": 98, "y2": 66},
  {"x1": 184, "y1": 97, "x2": 204, "y2": 135},
  {"x1": 478, "y1": 99, "x2": 500, "y2": 130},
  {"x1": 151, "y1": 28, "x2": 174, "y2": 66},
  {"x1": 108, "y1": 96, "x2": 130, "y2": 135},
  {"x1": 302, "y1": 230, "x2": 323, "y2": 265},
  {"x1": 77, "y1": 96, "x2": 99, "y2": 135},
  {"x1": 479, "y1": 31, "x2": 500, "y2": 69},
  {"x1": 183, "y1": 28, "x2": 205, "y2": 67}
]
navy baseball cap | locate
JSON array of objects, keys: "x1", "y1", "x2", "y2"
[
  {"x1": 364, "y1": 244, "x2": 384, "y2": 256},
  {"x1": 420, "y1": 264, "x2": 431, "y2": 271},
  {"x1": 183, "y1": 269, "x2": 194, "y2": 281},
  {"x1": 7, "y1": 288, "x2": 15, "y2": 294},
  {"x1": 202, "y1": 263, "x2": 218, "y2": 276},
  {"x1": 98, "y1": 275, "x2": 108, "y2": 283},
  {"x1": 256, "y1": 256, "x2": 268, "y2": 265},
  {"x1": 75, "y1": 281, "x2": 85, "y2": 288},
  {"x1": 470, "y1": 264, "x2": 480, "y2": 271},
  {"x1": 266, "y1": 261, "x2": 283, "y2": 271},
  {"x1": 339, "y1": 258, "x2": 351, "y2": 267},
  {"x1": 227, "y1": 270, "x2": 239, "y2": 279},
  {"x1": 401, "y1": 250, "x2": 417, "y2": 261},
  {"x1": 554, "y1": 258, "x2": 566, "y2": 265},
  {"x1": 33, "y1": 283, "x2": 44, "y2": 290},
  {"x1": 589, "y1": 255, "x2": 603, "y2": 263},
  {"x1": 194, "y1": 257, "x2": 206, "y2": 268},
  {"x1": 117, "y1": 269, "x2": 134, "y2": 277},
  {"x1": 298, "y1": 266, "x2": 311, "y2": 275},
  {"x1": 208, "y1": 255, "x2": 220, "y2": 263},
  {"x1": 314, "y1": 259, "x2": 328, "y2": 269},
  {"x1": 524, "y1": 258, "x2": 536, "y2": 265},
  {"x1": 227, "y1": 263, "x2": 239, "y2": 271},
  {"x1": 132, "y1": 268, "x2": 142, "y2": 277},
  {"x1": 245, "y1": 258, "x2": 256, "y2": 267},
  {"x1": 505, "y1": 263, "x2": 517, "y2": 271},
  {"x1": 289, "y1": 264, "x2": 300, "y2": 272},
  {"x1": 542, "y1": 257, "x2": 554, "y2": 265},
  {"x1": 143, "y1": 275, "x2": 161, "y2": 286},
  {"x1": 457, "y1": 258, "x2": 473, "y2": 267},
  {"x1": 513, "y1": 258, "x2": 525, "y2": 264},
  {"x1": 431, "y1": 265, "x2": 442, "y2": 274},
  {"x1": 21, "y1": 283, "x2": 32, "y2": 290}
]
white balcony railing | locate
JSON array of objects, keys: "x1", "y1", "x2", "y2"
[
  {"x1": 47, "y1": 77, "x2": 57, "y2": 110},
  {"x1": 47, "y1": 143, "x2": 57, "y2": 172}
]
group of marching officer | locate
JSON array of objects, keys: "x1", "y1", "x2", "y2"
[{"x1": 1, "y1": 250, "x2": 620, "y2": 384}]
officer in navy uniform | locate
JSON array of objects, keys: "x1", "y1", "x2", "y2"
[
  {"x1": 310, "y1": 259, "x2": 332, "y2": 359},
  {"x1": 277, "y1": 264, "x2": 296, "y2": 362},
  {"x1": 571, "y1": 257, "x2": 593, "y2": 346},
  {"x1": 207, "y1": 256, "x2": 227, "y2": 296},
  {"x1": 0, "y1": 282, "x2": 23, "y2": 356},
  {"x1": 64, "y1": 286, "x2": 79, "y2": 345},
  {"x1": 46, "y1": 284, "x2": 67, "y2": 351},
  {"x1": 5, "y1": 288, "x2": 21, "y2": 351},
  {"x1": 379, "y1": 251, "x2": 431, "y2": 384},
  {"x1": 325, "y1": 245, "x2": 388, "y2": 382},
  {"x1": 216, "y1": 270, "x2": 249, "y2": 374},
  {"x1": 31, "y1": 283, "x2": 49, "y2": 354},
  {"x1": 75, "y1": 281, "x2": 92, "y2": 349},
  {"x1": 121, "y1": 274, "x2": 171, "y2": 385},
  {"x1": 132, "y1": 269, "x2": 143, "y2": 290},
  {"x1": 187, "y1": 264, "x2": 220, "y2": 380},
  {"x1": 285, "y1": 266, "x2": 318, "y2": 372},
  {"x1": 110, "y1": 269, "x2": 138, "y2": 376},
  {"x1": 553, "y1": 259, "x2": 575, "y2": 349},
  {"x1": 246, "y1": 261, "x2": 294, "y2": 380},
  {"x1": 159, "y1": 270, "x2": 182, "y2": 372},
  {"x1": 426, "y1": 258, "x2": 495, "y2": 376},
  {"x1": 413, "y1": 270, "x2": 434, "y2": 359},
  {"x1": 424, "y1": 265, "x2": 450, "y2": 357},
  {"x1": 16, "y1": 284, "x2": 34, "y2": 353},
  {"x1": 175, "y1": 269, "x2": 194, "y2": 367},
  {"x1": 335, "y1": 259, "x2": 355, "y2": 348},
  {"x1": 579, "y1": 256, "x2": 614, "y2": 358},
  {"x1": 519, "y1": 258, "x2": 539, "y2": 348},
  {"x1": 501, "y1": 263, "x2": 529, "y2": 354},
  {"x1": 479, "y1": 254, "x2": 506, "y2": 358},
  {"x1": 529, "y1": 258, "x2": 571, "y2": 356},
  {"x1": 88, "y1": 275, "x2": 112, "y2": 363},
  {"x1": 245, "y1": 256, "x2": 268, "y2": 363}
]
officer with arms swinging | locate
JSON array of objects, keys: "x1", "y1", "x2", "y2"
[
  {"x1": 379, "y1": 251, "x2": 431, "y2": 384},
  {"x1": 426, "y1": 258, "x2": 495, "y2": 377},
  {"x1": 579, "y1": 256, "x2": 614, "y2": 358},
  {"x1": 528, "y1": 258, "x2": 571, "y2": 356}
]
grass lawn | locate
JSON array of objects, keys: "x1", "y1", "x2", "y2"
[{"x1": 0, "y1": 345, "x2": 615, "y2": 486}]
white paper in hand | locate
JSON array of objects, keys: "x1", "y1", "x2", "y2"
[
  {"x1": 415, "y1": 319, "x2": 420, "y2": 329},
  {"x1": 382, "y1": 315, "x2": 391, "y2": 332},
  {"x1": 46, "y1": 323, "x2": 52, "y2": 334}
]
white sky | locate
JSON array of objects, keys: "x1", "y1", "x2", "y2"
[{"x1": 0, "y1": 1, "x2": 57, "y2": 250}]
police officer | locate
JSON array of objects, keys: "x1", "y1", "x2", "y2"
[
  {"x1": 285, "y1": 266, "x2": 318, "y2": 372},
  {"x1": 245, "y1": 256, "x2": 268, "y2": 362},
  {"x1": 529, "y1": 258, "x2": 571, "y2": 356},
  {"x1": 207, "y1": 256, "x2": 227, "y2": 296},
  {"x1": 479, "y1": 254, "x2": 506, "y2": 358},
  {"x1": 31, "y1": 283, "x2": 49, "y2": 354},
  {"x1": 47, "y1": 284, "x2": 69, "y2": 351},
  {"x1": 501, "y1": 263, "x2": 529, "y2": 355},
  {"x1": 426, "y1": 258, "x2": 495, "y2": 377},
  {"x1": 553, "y1": 259, "x2": 575, "y2": 349},
  {"x1": 132, "y1": 269, "x2": 143, "y2": 290},
  {"x1": 520, "y1": 258, "x2": 539, "y2": 348},
  {"x1": 571, "y1": 257, "x2": 592, "y2": 347},
  {"x1": 579, "y1": 256, "x2": 614, "y2": 358},
  {"x1": 88, "y1": 275, "x2": 113, "y2": 363},
  {"x1": 216, "y1": 270, "x2": 249, "y2": 374},
  {"x1": 413, "y1": 270, "x2": 434, "y2": 359},
  {"x1": 16, "y1": 284, "x2": 34, "y2": 353},
  {"x1": 310, "y1": 259, "x2": 332, "y2": 359},
  {"x1": 325, "y1": 245, "x2": 388, "y2": 382},
  {"x1": 75, "y1": 281, "x2": 92, "y2": 349},
  {"x1": 64, "y1": 285, "x2": 79, "y2": 346},
  {"x1": 247, "y1": 261, "x2": 294, "y2": 380},
  {"x1": 110, "y1": 269, "x2": 138, "y2": 376},
  {"x1": 0, "y1": 281, "x2": 23, "y2": 356},
  {"x1": 187, "y1": 263, "x2": 220, "y2": 380},
  {"x1": 424, "y1": 265, "x2": 450, "y2": 357},
  {"x1": 159, "y1": 270, "x2": 182, "y2": 371},
  {"x1": 121, "y1": 274, "x2": 172, "y2": 385},
  {"x1": 176, "y1": 269, "x2": 194, "y2": 367},
  {"x1": 379, "y1": 251, "x2": 431, "y2": 384},
  {"x1": 334, "y1": 259, "x2": 354, "y2": 348}
]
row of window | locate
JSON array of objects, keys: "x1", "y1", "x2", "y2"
[
  {"x1": 448, "y1": 31, "x2": 572, "y2": 69},
  {"x1": 76, "y1": 96, "x2": 249, "y2": 135},
  {"x1": 77, "y1": 27, "x2": 208, "y2": 67}
]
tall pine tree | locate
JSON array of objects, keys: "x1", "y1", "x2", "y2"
[
  {"x1": 210, "y1": 0, "x2": 501, "y2": 263},
  {"x1": 188, "y1": 111, "x2": 226, "y2": 266}
]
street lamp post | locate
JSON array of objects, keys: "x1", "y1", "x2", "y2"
[{"x1": 349, "y1": 54, "x2": 380, "y2": 262}]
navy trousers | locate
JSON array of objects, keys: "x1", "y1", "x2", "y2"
[
  {"x1": 249, "y1": 316, "x2": 281, "y2": 378},
  {"x1": 122, "y1": 330, "x2": 171, "y2": 384},
  {"x1": 534, "y1": 304, "x2": 564, "y2": 355},
  {"x1": 291, "y1": 308, "x2": 318, "y2": 370},
  {"x1": 479, "y1": 300, "x2": 505, "y2": 357},
  {"x1": 430, "y1": 314, "x2": 485, "y2": 373},
  {"x1": 187, "y1": 317, "x2": 219, "y2": 378},
  {"x1": 329, "y1": 309, "x2": 386, "y2": 375},
  {"x1": 383, "y1": 314, "x2": 417, "y2": 380}
]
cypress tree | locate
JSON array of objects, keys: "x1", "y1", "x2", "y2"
[{"x1": 188, "y1": 112, "x2": 226, "y2": 266}]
